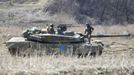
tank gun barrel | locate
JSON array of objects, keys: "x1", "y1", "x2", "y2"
[{"x1": 91, "y1": 33, "x2": 131, "y2": 37}]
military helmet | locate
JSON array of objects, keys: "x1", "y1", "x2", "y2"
[
  {"x1": 50, "y1": 24, "x2": 54, "y2": 27},
  {"x1": 86, "y1": 23, "x2": 91, "y2": 27}
]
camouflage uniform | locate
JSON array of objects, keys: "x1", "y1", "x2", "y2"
[
  {"x1": 47, "y1": 24, "x2": 55, "y2": 34},
  {"x1": 57, "y1": 24, "x2": 67, "y2": 35},
  {"x1": 57, "y1": 27, "x2": 64, "y2": 35},
  {"x1": 84, "y1": 23, "x2": 94, "y2": 43}
]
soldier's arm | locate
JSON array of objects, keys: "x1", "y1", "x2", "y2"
[
  {"x1": 84, "y1": 29, "x2": 87, "y2": 34},
  {"x1": 91, "y1": 27, "x2": 94, "y2": 31}
]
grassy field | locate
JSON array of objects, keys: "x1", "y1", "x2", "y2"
[
  {"x1": 0, "y1": 25, "x2": 134, "y2": 75},
  {"x1": 0, "y1": 1, "x2": 134, "y2": 75}
]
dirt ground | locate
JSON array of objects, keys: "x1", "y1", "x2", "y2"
[{"x1": 0, "y1": 25, "x2": 134, "y2": 75}]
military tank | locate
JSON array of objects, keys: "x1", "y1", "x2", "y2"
[{"x1": 5, "y1": 26, "x2": 104, "y2": 57}]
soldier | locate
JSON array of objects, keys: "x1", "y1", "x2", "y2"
[
  {"x1": 57, "y1": 24, "x2": 67, "y2": 35},
  {"x1": 84, "y1": 23, "x2": 94, "y2": 43},
  {"x1": 47, "y1": 24, "x2": 55, "y2": 34}
]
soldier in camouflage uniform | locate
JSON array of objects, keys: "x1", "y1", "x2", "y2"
[
  {"x1": 47, "y1": 24, "x2": 55, "y2": 34},
  {"x1": 57, "y1": 24, "x2": 67, "y2": 35},
  {"x1": 84, "y1": 23, "x2": 94, "y2": 43}
]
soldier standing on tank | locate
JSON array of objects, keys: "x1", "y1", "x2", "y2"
[
  {"x1": 84, "y1": 23, "x2": 94, "y2": 43},
  {"x1": 47, "y1": 24, "x2": 55, "y2": 34}
]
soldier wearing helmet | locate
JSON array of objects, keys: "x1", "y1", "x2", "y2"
[
  {"x1": 57, "y1": 24, "x2": 67, "y2": 35},
  {"x1": 47, "y1": 24, "x2": 55, "y2": 34},
  {"x1": 84, "y1": 23, "x2": 94, "y2": 43}
]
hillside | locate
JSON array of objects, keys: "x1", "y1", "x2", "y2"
[
  {"x1": 0, "y1": 0, "x2": 134, "y2": 25},
  {"x1": 44, "y1": 0, "x2": 134, "y2": 24}
]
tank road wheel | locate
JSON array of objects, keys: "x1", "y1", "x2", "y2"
[
  {"x1": 72, "y1": 46, "x2": 76, "y2": 55},
  {"x1": 8, "y1": 48, "x2": 32, "y2": 56},
  {"x1": 7, "y1": 43, "x2": 20, "y2": 56},
  {"x1": 7, "y1": 43, "x2": 32, "y2": 56},
  {"x1": 77, "y1": 53, "x2": 89, "y2": 58},
  {"x1": 96, "y1": 44, "x2": 103, "y2": 56},
  {"x1": 77, "y1": 53, "x2": 82, "y2": 58},
  {"x1": 8, "y1": 48, "x2": 20, "y2": 56},
  {"x1": 90, "y1": 51, "x2": 96, "y2": 57},
  {"x1": 97, "y1": 42, "x2": 104, "y2": 56},
  {"x1": 90, "y1": 45, "x2": 103, "y2": 57},
  {"x1": 73, "y1": 45, "x2": 80, "y2": 57},
  {"x1": 98, "y1": 49, "x2": 103, "y2": 56},
  {"x1": 83, "y1": 53, "x2": 88, "y2": 57}
]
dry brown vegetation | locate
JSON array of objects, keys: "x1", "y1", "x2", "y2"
[
  {"x1": 0, "y1": 25, "x2": 134, "y2": 75},
  {"x1": 2, "y1": 0, "x2": 134, "y2": 25}
]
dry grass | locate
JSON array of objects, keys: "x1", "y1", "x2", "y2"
[
  {"x1": 0, "y1": 54, "x2": 134, "y2": 75},
  {"x1": 0, "y1": 25, "x2": 134, "y2": 75},
  {"x1": 0, "y1": 1, "x2": 134, "y2": 74}
]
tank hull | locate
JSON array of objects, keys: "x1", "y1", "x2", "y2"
[{"x1": 6, "y1": 37, "x2": 103, "y2": 57}]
